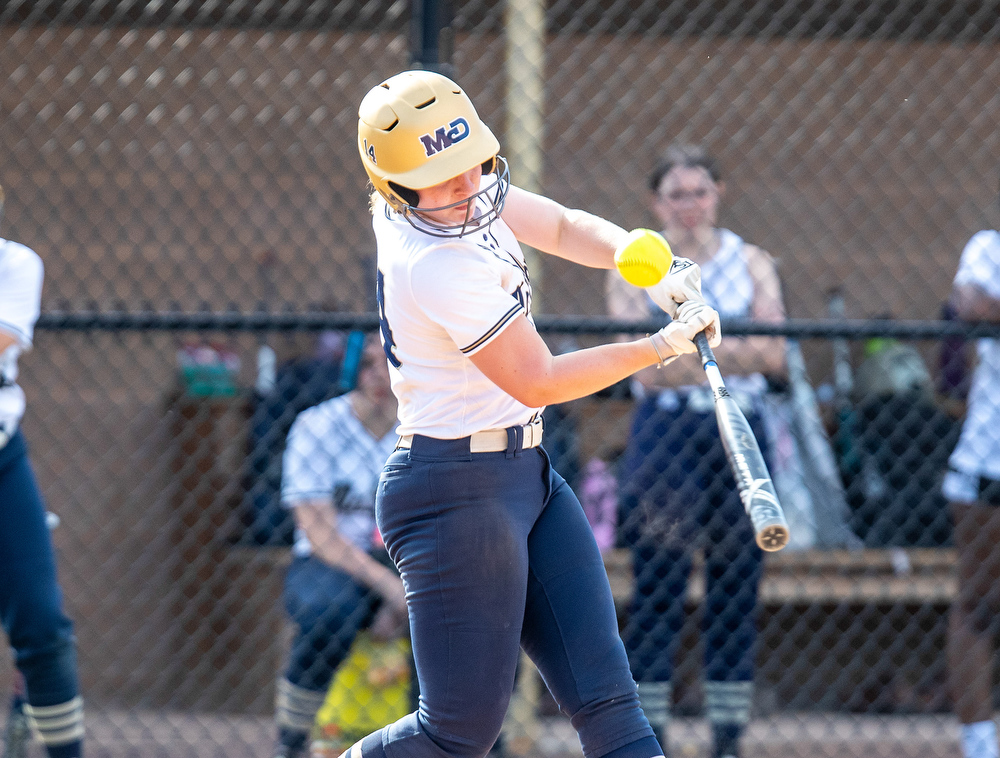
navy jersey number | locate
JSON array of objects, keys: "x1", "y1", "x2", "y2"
[
  {"x1": 513, "y1": 282, "x2": 530, "y2": 314},
  {"x1": 376, "y1": 269, "x2": 402, "y2": 368}
]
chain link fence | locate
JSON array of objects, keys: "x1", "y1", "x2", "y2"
[{"x1": 2, "y1": 1, "x2": 1000, "y2": 756}]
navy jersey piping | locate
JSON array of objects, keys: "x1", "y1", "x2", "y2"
[{"x1": 460, "y1": 302, "x2": 524, "y2": 355}]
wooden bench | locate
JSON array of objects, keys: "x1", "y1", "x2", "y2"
[
  {"x1": 569, "y1": 395, "x2": 960, "y2": 606},
  {"x1": 603, "y1": 546, "x2": 958, "y2": 606}
]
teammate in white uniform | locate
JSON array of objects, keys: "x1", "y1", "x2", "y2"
[
  {"x1": 341, "y1": 71, "x2": 721, "y2": 758},
  {"x1": 942, "y1": 227, "x2": 1000, "y2": 758},
  {"x1": 0, "y1": 184, "x2": 85, "y2": 758},
  {"x1": 273, "y1": 338, "x2": 405, "y2": 758}
]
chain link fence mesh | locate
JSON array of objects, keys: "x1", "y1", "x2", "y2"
[{"x1": 2, "y1": 1, "x2": 999, "y2": 756}]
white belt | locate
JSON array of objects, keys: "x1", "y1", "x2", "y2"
[{"x1": 397, "y1": 418, "x2": 544, "y2": 454}]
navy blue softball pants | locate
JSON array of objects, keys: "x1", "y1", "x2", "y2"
[
  {"x1": 0, "y1": 431, "x2": 79, "y2": 708},
  {"x1": 359, "y1": 436, "x2": 659, "y2": 758},
  {"x1": 619, "y1": 395, "x2": 765, "y2": 685}
]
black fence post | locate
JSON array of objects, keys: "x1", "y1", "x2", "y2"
[{"x1": 409, "y1": 0, "x2": 454, "y2": 77}]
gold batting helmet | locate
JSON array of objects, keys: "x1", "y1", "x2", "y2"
[{"x1": 358, "y1": 70, "x2": 509, "y2": 237}]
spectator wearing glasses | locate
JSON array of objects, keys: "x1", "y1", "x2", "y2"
[{"x1": 607, "y1": 144, "x2": 786, "y2": 758}]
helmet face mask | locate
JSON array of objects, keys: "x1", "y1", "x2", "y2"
[
  {"x1": 359, "y1": 71, "x2": 509, "y2": 238},
  {"x1": 395, "y1": 156, "x2": 510, "y2": 239}
]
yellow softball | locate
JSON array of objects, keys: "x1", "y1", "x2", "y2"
[{"x1": 613, "y1": 229, "x2": 673, "y2": 287}]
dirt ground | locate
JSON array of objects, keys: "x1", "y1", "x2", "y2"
[{"x1": 2, "y1": 709, "x2": 962, "y2": 758}]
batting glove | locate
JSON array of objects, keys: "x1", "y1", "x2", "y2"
[
  {"x1": 676, "y1": 299, "x2": 722, "y2": 347},
  {"x1": 645, "y1": 256, "x2": 703, "y2": 318},
  {"x1": 653, "y1": 301, "x2": 722, "y2": 358}
]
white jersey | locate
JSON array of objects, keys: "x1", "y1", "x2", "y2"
[
  {"x1": 281, "y1": 395, "x2": 399, "y2": 558},
  {"x1": 0, "y1": 240, "x2": 44, "y2": 445},
  {"x1": 372, "y1": 189, "x2": 541, "y2": 438},
  {"x1": 948, "y1": 229, "x2": 1000, "y2": 482}
]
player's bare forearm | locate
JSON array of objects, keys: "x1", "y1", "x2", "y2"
[
  {"x1": 954, "y1": 283, "x2": 1000, "y2": 322},
  {"x1": 0, "y1": 330, "x2": 18, "y2": 354},
  {"x1": 542, "y1": 339, "x2": 675, "y2": 403},
  {"x1": 642, "y1": 334, "x2": 785, "y2": 388},
  {"x1": 471, "y1": 316, "x2": 670, "y2": 407},
  {"x1": 724, "y1": 334, "x2": 786, "y2": 376},
  {"x1": 294, "y1": 501, "x2": 403, "y2": 602},
  {"x1": 551, "y1": 208, "x2": 626, "y2": 268},
  {"x1": 502, "y1": 185, "x2": 625, "y2": 269}
]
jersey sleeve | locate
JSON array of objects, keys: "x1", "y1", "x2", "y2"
[
  {"x1": 281, "y1": 407, "x2": 336, "y2": 505},
  {"x1": 0, "y1": 244, "x2": 44, "y2": 347},
  {"x1": 955, "y1": 230, "x2": 1000, "y2": 300},
  {"x1": 410, "y1": 245, "x2": 525, "y2": 355}
]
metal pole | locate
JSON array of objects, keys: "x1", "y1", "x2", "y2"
[
  {"x1": 505, "y1": 0, "x2": 546, "y2": 309},
  {"x1": 410, "y1": 0, "x2": 454, "y2": 76}
]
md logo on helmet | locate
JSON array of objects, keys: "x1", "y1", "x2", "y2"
[{"x1": 419, "y1": 117, "x2": 471, "y2": 157}]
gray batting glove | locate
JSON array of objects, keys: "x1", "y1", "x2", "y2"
[
  {"x1": 676, "y1": 299, "x2": 722, "y2": 347},
  {"x1": 654, "y1": 301, "x2": 722, "y2": 357},
  {"x1": 645, "y1": 256, "x2": 704, "y2": 318}
]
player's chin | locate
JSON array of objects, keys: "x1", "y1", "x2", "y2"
[{"x1": 429, "y1": 208, "x2": 471, "y2": 226}]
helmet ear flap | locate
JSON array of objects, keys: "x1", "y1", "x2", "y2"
[
  {"x1": 388, "y1": 181, "x2": 420, "y2": 208},
  {"x1": 481, "y1": 156, "x2": 496, "y2": 175}
]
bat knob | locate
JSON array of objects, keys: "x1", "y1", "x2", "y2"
[{"x1": 756, "y1": 524, "x2": 790, "y2": 552}]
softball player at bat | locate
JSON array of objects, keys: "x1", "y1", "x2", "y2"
[
  {"x1": 341, "y1": 70, "x2": 721, "y2": 758},
  {"x1": 0, "y1": 184, "x2": 85, "y2": 758}
]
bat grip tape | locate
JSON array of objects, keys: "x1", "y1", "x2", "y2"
[
  {"x1": 694, "y1": 330, "x2": 716, "y2": 366},
  {"x1": 694, "y1": 331, "x2": 725, "y2": 393}
]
